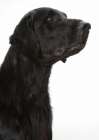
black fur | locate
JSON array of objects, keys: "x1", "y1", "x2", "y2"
[{"x1": 0, "y1": 8, "x2": 90, "y2": 140}]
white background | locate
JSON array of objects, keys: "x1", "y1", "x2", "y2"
[{"x1": 0, "y1": 0, "x2": 99, "y2": 140}]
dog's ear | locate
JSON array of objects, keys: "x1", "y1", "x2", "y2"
[{"x1": 9, "y1": 13, "x2": 40, "y2": 58}]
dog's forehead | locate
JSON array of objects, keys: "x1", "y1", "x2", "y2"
[
  {"x1": 33, "y1": 8, "x2": 66, "y2": 28},
  {"x1": 35, "y1": 8, "x2": 66, "y2": 18},
  {"x1": 21, "y1": 8, "x2": 67, "y2": 25},
  {"x1": 20, "y1": 8, "x2": 67, "y2": 30},
  {"x1": 26, "y1": 8, "x2": 65, "y2": 20}
]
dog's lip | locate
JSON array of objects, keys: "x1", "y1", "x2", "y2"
[
  {"x1": 70, "y1": 42, "x2": 84, "y2": 51},
  {"x1": 69, "y1": 34, "x2": 88, "y2": 52},
  {"x1": 71, "y1": 30, "x2": 90, "y2": 50}
]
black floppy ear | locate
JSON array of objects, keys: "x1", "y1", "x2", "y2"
[{"x1": 9, "y1": 13, "x2": 40, "y2": 58}]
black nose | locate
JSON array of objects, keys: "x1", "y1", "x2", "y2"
[{"x1": 80, "y1": 21, "x2": 91, "y2": 29}]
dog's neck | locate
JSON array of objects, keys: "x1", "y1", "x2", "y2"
[{"x1": 0, "y1": 45, "x2": 52, "y2": 104}]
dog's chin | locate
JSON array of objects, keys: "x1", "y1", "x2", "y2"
[
  {"x1": 44, "y1": 43, "x2": 85, "y2": 65},
  {"x1": 43, "y1": 33, "x2": 89, "y2": 65},
  {"x1": 61, "y1": 32, "x2": 90, "y2": 62},
  {"x1": 60, "y1": 43, "x2": 85, "y2": 63},
  {"x1": 68, "y1": 42, "x2": 85, "y2": 56}
]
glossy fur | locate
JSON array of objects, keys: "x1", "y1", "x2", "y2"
[{"x1": 0, "y1": 8, "x2": 90, "y2": 140}]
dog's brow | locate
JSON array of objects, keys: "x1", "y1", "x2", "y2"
[
  {"x1": 47, "y1": 10, "x2": 56, "y2": 16},
  {"x1": 42, "y1": 11, "x2": 56, "y2": 20}
]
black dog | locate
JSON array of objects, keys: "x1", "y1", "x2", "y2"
[{"x1": 0, "y1": 8, "x2": 91, "y2": 140}]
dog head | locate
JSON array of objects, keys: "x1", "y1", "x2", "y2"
[{"x1": 10, "y1": 7, "x2": 91, "y2": 65}]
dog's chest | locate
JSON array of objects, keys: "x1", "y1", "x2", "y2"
[{"x1": 19, "y1": 103, "x2": 52, "y2": 140}]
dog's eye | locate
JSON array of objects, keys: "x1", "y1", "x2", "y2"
[{"x1": 46, "y1": 16, "x2": 56, "y2": 22}]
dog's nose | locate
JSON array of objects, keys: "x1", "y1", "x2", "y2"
[{"x1": 80, "y1": 21, "x2": 91, "y2": 30}]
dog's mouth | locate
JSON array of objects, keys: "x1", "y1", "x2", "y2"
[
  {"x1": 61, "y1": 42, "x2": 86, "y2": 63},
  {"x1": 53, "y1": 39, "x2": 86, "y2": 63},
  {"x1": 60, "y1": 31, "x2": 90, "y2": 62},
  {"x1": 69, "y1": 41, "x2": 85, "y2": 51},
  {"x1": 42, "y1": 30, "x2": 90, "y2": 65},
  {"x1": 60, "y1": 42, "x2": 85, "y2": 63}
]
